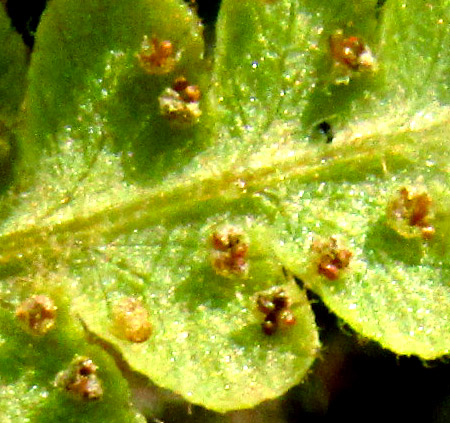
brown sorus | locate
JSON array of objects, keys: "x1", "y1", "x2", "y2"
[
  {"x1": 111, "y1": 297, "x2": 152, "y2": 343},
  {"x1": 137, "y1": 36, "x2": 176, "y2": 75},
  {"x1": 55, "y1": 356, "x2": 103, "y2": 401},
  {"x1": 388, "y1": 187, "x2": 435, "y2": 240},
  {"x1": 172, "y1": 76, "x2": 201, "y2": 103},
  {"x1": 312, "y1": 237, "x2": 352, "y2": 281},
  {"x1": 329, "y1": 30, "x2": 376, "y2": 74},
  {"x1": 210, "y1": 227, "x2": 249, "y2": 278},
  {"x1": 16, "y1": 295, "x2": 57, "y2": 336},
  {"x1": 257, "y1": 289, "x2": 296, "y2": 335}
]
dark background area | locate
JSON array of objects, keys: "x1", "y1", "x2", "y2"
[
  {"x1": 4, "y1": 0, "x2": 222, "y2": 47},
  {"x1": 3, "y1": 0, "x2": 450, "y2": 421}
]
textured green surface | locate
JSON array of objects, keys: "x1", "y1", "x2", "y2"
[
  {"x1": 0, "y1": 4, "x2": 28, "y2": 183},
  {"x1": 212, "y1": 0, "x2": 450, "y2": 359},
  {"x1": 0, "y1": 292, "x2": 146, "y2": 423},
  {"x1": 0, "y1": 0, "x2": 449, "y2": 418},
  {"x1": 0, "y1": 4, "x2": 27, "y2": 121},
  {"x1": 1, "y1": 0, "x2": 319, "y2": 414}
]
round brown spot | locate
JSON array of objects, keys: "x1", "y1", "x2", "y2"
[
  {"x1": 256, "y1": 288, "x2": 296, "y2": 335},
  {"x1": 137, "y1": 36, "x2": 177, "y2": 75},
  {"x1": 387, "y1": 187, "x2": 435, "y2": 240},
  {"x1": 111, "y1": 297, "x2": 152, "y2": 343},
  {"x1": 16, "y1": 295, "x2": 57, "y2": 336},
  {"x1": 55, "y1": 356, "x2": 103, "y2": 401},
  {"x1": 312, "y1": 237, "x2": 352, "y2": 281},
  {"x1": 210, "y1": 226, "x2": 249, "y2": 278}
]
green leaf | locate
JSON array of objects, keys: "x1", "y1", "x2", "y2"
[
  {"x1": 0, "y1": 5, "x2": 28, "y2": 187},
  {"x1": 25, "y1": 0, "x2": 208, "y2": 180},
  {"x1": 0, "y1": 4, "x2": 28, "y2": 121},
  {"x1": 380, "y1": 0, "x2": 450, "y2": 103},
  {"x1": 0, "y1": 292, "x2": 146, "y2": 423},
  {"x1": 1, "y1": 0, "x2": 319, "y2": 414},
  {"x1": 212, "y1": 0, "x2": 450, "y2": 359},
  {"x1": 0, "y1": 0, "x2": 449, "y2": 417}
]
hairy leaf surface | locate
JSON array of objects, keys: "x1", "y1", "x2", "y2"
[{"x1": 0, "y1": 0, "x2": 449, "y2": 417}]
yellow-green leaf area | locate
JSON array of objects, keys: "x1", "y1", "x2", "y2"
[
  {"x1": 1, "y1": 0, "x2": 449, "y2": 418},
  {"x1": 0, "y1": 292, "x2": 146, "y2": 423},
  {"x1": 211, "y1": 0, "x2": 450, "y2": 359},
  {"x1": 25, "y1": 0, "x2": 208, "y2": 182},
  {"x1": 71, "y1": 219, "x2": 319, "y2": 412},
  {"x1": 0, "y1": 0, "x2": 321, "y2": 414}
]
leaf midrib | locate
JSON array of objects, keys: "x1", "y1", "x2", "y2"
[{"x1": 0, "y1": 110, "x2": 447, "y2": 271}]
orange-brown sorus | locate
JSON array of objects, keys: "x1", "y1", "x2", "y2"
[
  {"x1": 388, "y1": 187, "x2": 435, "y2": 240},
  {"x1": 329, "y1": 30, "x2": 376, "y2": 72},
  {"x1": 257, "y1": 289, "x2": 296, "y2": 335},
  {"x1": 172, "y1": 76, "x2": 201, "y2": 103},
  {"x1": 111, "y1": 297, "x2": 152, "y2": 343},
  {"x1": 55, "y1": 356, "x2": 103, "y2": 400},
  {"x1": 312, "y1": 237, "x2": 352, "y2": 281},
  {"x1": 159, "y1": 86, "x2": 202, "y2": 124},
  {"x1": 137, "y1": 36, "x2": 176, "y2": 75},
  {"x1": 210, "y1": 227, "x2": 249, "y2": 278},
  {"x1": 16, "y1": 295, "x2": 57, "y2": 335}
]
